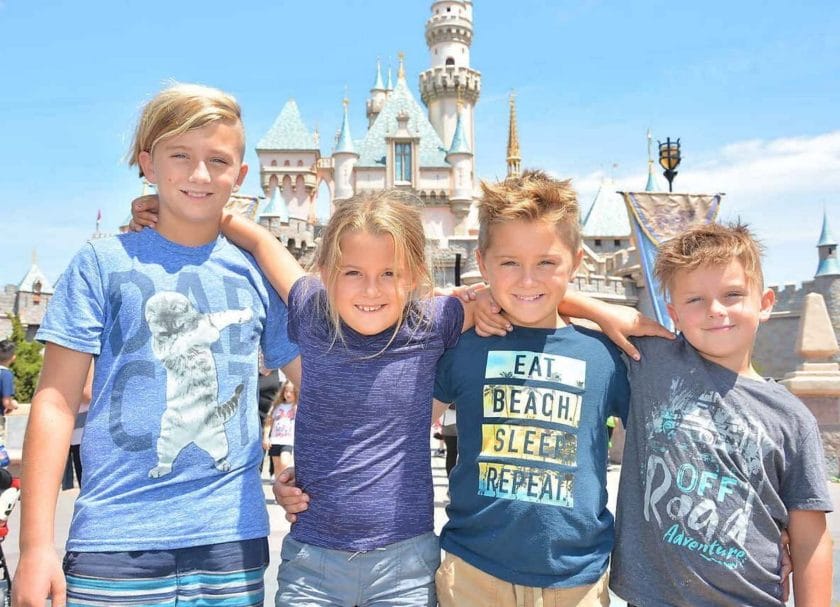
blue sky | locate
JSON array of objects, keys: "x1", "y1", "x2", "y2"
[{"x1": 1, "y1": 1, "x2": 838, "y2": 290}]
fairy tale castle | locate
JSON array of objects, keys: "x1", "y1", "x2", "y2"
[{"x1": 2, "y1": 0, "x2": 839, "y2": 389}]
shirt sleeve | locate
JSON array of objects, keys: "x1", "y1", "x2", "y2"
[
  {"x1": 260, "y1": 273, "x2": 300, "y2": 370},
  {"x1": 437, "y1": 295, "x2": 465, "y2": 350},
  {"x1": 781, "y1": 420, "x2": 834, "y2": 512},
  {"x1": 434, "y1": 345, "x2": 457, "y2": 404},
  {"x1": 606, "y1": 343, "x2": 631, "y2": 425},
  {"x1": 36, "y1": 244, "x2": 105, "y2": 355},
  {"x1": 0, "y1": 371, "x2": 13, "y2": 398}
]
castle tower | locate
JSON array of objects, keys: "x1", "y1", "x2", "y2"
[
  {"x1": 814, "y1": 210, "x2": 840, "y2": 357},
  {"x1": 366, "y1": 60, "x2": 387, "y2": 127},
  {"x1": 816, "y1": 210, "x2": 840, "y2": 277},
  {"x1": 506, "y1": 91, "x2": 521, "y2": 179},
  {"x1": 419, "y1": 0, "x2": 481, "y2": 160},
  {"x1": 446, "y1": 106, "x2": 473, "y2": 231},
  {"x1": 256, "y1": 99, "x2": 321, "y2": 221},
  {"x1": 333, "y1": 97, "x2": 359, "y2": 202}
]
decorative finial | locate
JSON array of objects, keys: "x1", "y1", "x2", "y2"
[
  {"x1": 397, "y1": 52, "x2": 405, "y2": 80},
  {"x1": 343, "y1": 84, "x2": 349, "y2": 108},
  {"x1": 506, "y1": 90, "x2": 521, "y2": 179}
]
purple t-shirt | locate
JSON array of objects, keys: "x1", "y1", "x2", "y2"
[{"x1": 288, "y1": 276, "x2": 463, "y2": 550}]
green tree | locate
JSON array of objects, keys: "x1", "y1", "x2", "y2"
[{"x1": 7, "y1": 314, "x2": 43, "y2": 403}]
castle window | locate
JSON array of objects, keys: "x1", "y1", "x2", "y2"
[
  {"x1": 297, "y1": 160, "x2": 304, "y2": 167},
  {"x1": 445, "y1": 57, "x2": 455, "y2": 66},
  {"x1": 33, "y1": 280, "x2": 42, "y2": 305},
  {"x1": 271, "y1": 160, "x2": 277, "y2": 167},
  {"x1": 394, "y1": 142, "x2": 412, "y2": 183},
  {"x1": 284, "y1": 160, "x2": 290, "y2": 167},
  {"x1": 614, "y1": 239, "x2": 621, "y2": 247},
  {"x1": 594, "y1": 239, "x2": 602, "y2": 247}
]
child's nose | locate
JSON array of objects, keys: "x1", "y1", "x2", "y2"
[
  {"x1": 707, "y1": 299, "x2": 726, "y2": 316},
  {"x1": 189, "y1": 161, "x2": 211, "y2": 183}
]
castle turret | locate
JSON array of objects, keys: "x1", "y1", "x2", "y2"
[
  {"x1": 644, "y1": 130, "x2": 663, "y2": 192},
  {"x1": 816, "y1": 210, "x2": 840, "y2": 277},
  {"x1": 366, "y1": 60, "x2": 387, "y2": 127},
  {"x1": 506, "y1": 92, "x2": 521, "y2": 179},
  {"x1": 256, "y1": 99, "x2": 321, "y2": 221},
  {"x1": 332, "y1": 98, "x2": 359, "y2": 202},
  {"x1": 446, "y1": 107, "x2": 473, "y2": 229},
  {"x1": 419, "y1": 0, "x2": 481, "y2": 160}
]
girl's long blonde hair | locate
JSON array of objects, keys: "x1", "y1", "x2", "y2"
[{"x1": 314, "y1": 189, "x2": 434, "y2": 353}]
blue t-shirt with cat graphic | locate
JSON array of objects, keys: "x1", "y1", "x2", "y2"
[{"x1": 36, "y1": 228, "x2": 298, "y2": 552}]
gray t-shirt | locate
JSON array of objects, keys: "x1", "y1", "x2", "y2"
[{"x1": 610, "y1": 336, "x2": 832, "y2": 607}]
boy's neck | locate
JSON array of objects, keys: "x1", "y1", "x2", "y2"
[
  {"x1": 155, "y1": 212, "x2": 221, "y2": 247},
  {"x1": 695, "y1": 348, "x2": 764, "y2": 381}
]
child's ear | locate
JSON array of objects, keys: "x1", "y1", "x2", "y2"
[
  {"x1": 475, "y1": 249, "x2": 489, "y2": 282},
  {"x1": 138, "y1": 151, "x2": 156, "y2": 184},
  {"x1": 666, "y1": 302, "x2": 680, "y2": 331},
  {"x1": 570, "y1": 249, "x2": 584, "y2": 279},
  {"x1": 235, "y1": 163, "x2": 248, "y2": 188},
  {"x1": 758, "y1": 287, "x2": 775, "y2": 323}
]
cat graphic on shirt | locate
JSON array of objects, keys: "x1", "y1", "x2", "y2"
[{"x1": 144, "y1": 291, "x2": 250, "y2": 478}]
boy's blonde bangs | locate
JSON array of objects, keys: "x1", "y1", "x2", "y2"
[
  {"x1": 655, "y1": 222, "x2": 765, "y2": 295},
  {"x1": 128, "y1": 82, "x2": 244, "y2": 176},
  {"x1": 477, "y1": 169, "x2": 581, "y2": 253}
]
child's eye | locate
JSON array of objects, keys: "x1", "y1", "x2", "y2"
[
  {"x1": 343, "y1": 270, "x2": 361, "y2": 277},
  {"x1": 382, "y1": 271, "x2": 395, "y2": 278},
  {"x1": 538, "y1": 260, "x2": 556, "y2": 267},
  {"x1": 210, "y1": 157, "x2": 230, "y2": 165},
  {"x1": 500, "y1": 260, "x2": 518, "y2": 267},
  {"x1": 686, "y1": 297, "x2": 702, "y2": 304},
  {"x1": 171, "y1": 153, "x2": 188, "y2": 159},
  {"x1": 725, "y1": 291, "x2": 744, "y2": 299}
]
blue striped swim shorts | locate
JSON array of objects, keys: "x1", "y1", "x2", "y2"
[{"x1": 63, "y1": 537, "x2": 269, "y2": 606}]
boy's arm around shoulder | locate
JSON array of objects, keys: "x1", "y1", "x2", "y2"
[
  {"x1": 13, "y1": 343, "x2": 92, "y2": 606},
  {"x1": 219, "y1": 212, "x2": 305, "y2": 302},
  {"x1": 559, "y1": 290, "x2": 674, "y2": 360},
  {"x1": 787, "y1": 509, "x2": 832, "y2": 606}
]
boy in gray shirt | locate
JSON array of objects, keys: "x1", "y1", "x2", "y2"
[{"x1": 591, "y1": 223, "x2": 833, "y2": 605}]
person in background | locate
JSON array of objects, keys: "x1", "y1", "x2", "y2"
[{"x1": 264, "y1": 380, "x2": 298, "y2": 480}]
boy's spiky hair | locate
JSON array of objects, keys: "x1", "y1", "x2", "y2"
[
  {"x1": 477, "y1": 169, "x2": 580, "y2": 253},
  {"x1": 654, "y1": 221, "x2": 765, "y2": 295}
]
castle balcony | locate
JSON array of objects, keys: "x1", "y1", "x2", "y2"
[
  {"x1": 425, "y1": 14, "x2": 473, "y2": 45},
  {"x1": 419, "y1": 65, "x2": 481, "y2": 105},
  {"x1": 260, "y1": 167, "x2": 318, "y2": 192},
  {"x1": 316, "y1": 157, "x2": 334, "y2": 170}
]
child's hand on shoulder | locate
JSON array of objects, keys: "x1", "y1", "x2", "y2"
[
  {"x1": 128, "y1": 195, "x2": 159, "y2": 231},
  {"x1": 595, "y1": 305, "x2": 674, "y2": 361},
  {"x1": 474, "y1": 288, "x2": 512, "y2": 337}
]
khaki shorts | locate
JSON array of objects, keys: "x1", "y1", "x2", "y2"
[{"x1": 436, "y1": 552, "x2": 610, "y2": 607}]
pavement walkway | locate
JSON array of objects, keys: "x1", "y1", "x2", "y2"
[{"x1": 2, "y1": 450, "x2": 837, "y2": 605}]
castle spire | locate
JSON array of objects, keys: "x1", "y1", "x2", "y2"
[
  {"x1": 335, "y1": 96, "x2": 355, "y2": 154},
  {"x1": 506, "y1": 91, "x2": 521, "y2": 179},
  {"x1": 397, "y1": 52, "x2": 406, "y2": 81},
  {"x1": 645, "y1": 129, "x2": 661, "y2": 191},
  {"x1": 372, "y1": 59, "x2": 385, "y2": 91},
  {"x1": 816, "y1": 209, "x2": 840, "y2": 277}
]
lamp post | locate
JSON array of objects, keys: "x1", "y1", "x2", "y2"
[{"x1": 658, "y1": 137, "x2": 681, "y2": 192}]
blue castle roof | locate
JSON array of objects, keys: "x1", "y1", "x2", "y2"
[
  {"x1": 355, "y1": 74, "x2": 449, "y2": 168},
  {"x1": 447, "y1": 112, "x2": 471, "y2": 156},
  {"x1": 334, "y1": 100, "x2": 357, "y2": 155},
  {"x1": 257, "y1": 100, "x2": 318, "y2": 151}
]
